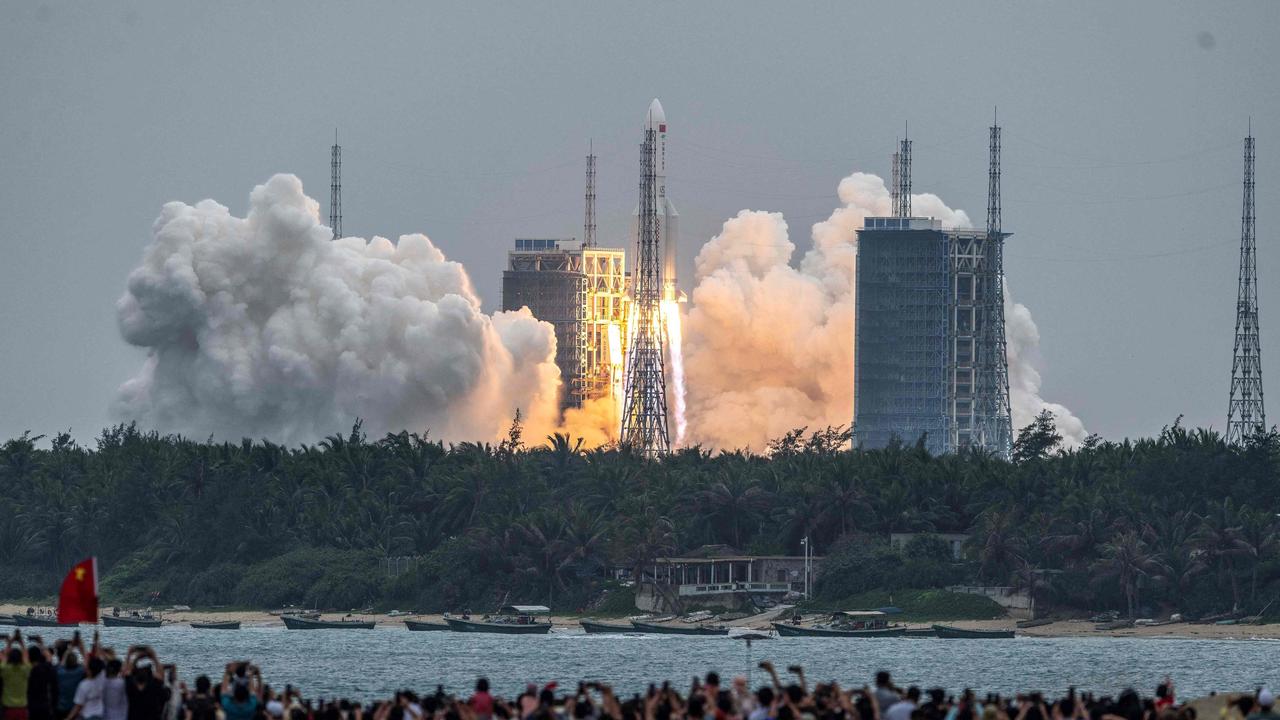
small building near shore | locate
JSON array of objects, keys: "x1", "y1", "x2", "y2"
[{"x1": 635, "y1": 545, "x2": 821, "y2": 614}]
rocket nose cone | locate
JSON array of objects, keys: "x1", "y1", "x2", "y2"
[{"x1": 646, "y1": 98, "x2": 666, "y2": 129}]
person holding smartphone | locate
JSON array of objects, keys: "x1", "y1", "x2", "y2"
[{"x1": 1, "y1": 628, "x2": 33, "y2": 720}]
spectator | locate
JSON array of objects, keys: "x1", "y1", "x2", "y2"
[
  {"x1": 218, "y1": 665, "x2": 262, "y2": 720},
  {"x1": 101, "y1": 660, "x2": 126, "y2": 720},
  {"x1": 65, "y1": 658, "x2": 106, "y2": 720},
  {"x1": 885, "y1": 687, "x2": 921, "y2": 720},
  {"x1": 1246, "y1": 691, "x2": 1277, "y2": 720},
  {"x1": 26, "y1": 641, "x2": 58, "y2": 720},
  {"x1": 2, "y1": 629, "x2": 33, "y2": 720},
  {"x1": 124, "y1": 648, "x2": 168, "y2": 720},
  {"x1": 181, "y1": 677, "x2": 216, "y2": 720}
]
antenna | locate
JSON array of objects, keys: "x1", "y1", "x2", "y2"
[
  {"x1": 1227, "y1": 126, "x2": 1266, "y2": 443},
  {"x1": 584, "y1": 141, "x2": 597, "y2": 248},
  {"x1": 329, "y1": 129, "x2": 342, "y2": 240}
]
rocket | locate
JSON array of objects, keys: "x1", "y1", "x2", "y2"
[{"x1": 641, "y1": 98, "x2": 682, "y2": 303}]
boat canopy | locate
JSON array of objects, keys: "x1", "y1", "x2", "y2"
[{"x1": 503, "y1": 605, "x2": 551, "y2": 615}]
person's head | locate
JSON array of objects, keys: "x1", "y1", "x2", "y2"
[
  {"x1": 28, "y1": 645, "x2": 46, "y2": 664},
  {"x1": 234, "y1": 683, "x2": 251, "y2": 704},
  {"x1": 477, "y1": 678, "x2": 490, "y2": 693},
  {"x1": 134, "y1": 663, "x2": 153, "y2": 684},
  {"x1": 757, "y1": 687, "x2": 775, "y2": 708},
  {"x1": 87, "y1": 657, "x2": 106, "y2": 678},
  {"x1": 786, "y1": 684, "x2": 804, "y2": 705},
  {"x1": 907, "y1": 687, "x2": 922, "y2": 704},
  {"x1": 63, "y1": 650, "x2": 81, "y2": 669},
  {"x1": 1258, "y1": 690, "x2": 1274, "y2": 711},
  {"x1": 876, "y1": 672, "x2": 892, "y2": 689},
  {"x1": 107, "y1": 658, "x2": 123, "y2": 677},
  {"x1": 267, "y1": 701, "x2": 286, "y2": 719},
  {"x1": 929, "y1": 689, "x2": 946, "y2": 706},
  {"x1": 688, "y1": 697, "x2": 706, "y2": 720},
  {"x1": 6, "y1": 647, "x2": 22, "y2": 664},
  {"x1": 705, "y1": 672, "x2": 721, "y2": 689},
  {"x1": 196, "y1": 675, "x2": 212, "y2": 695}
]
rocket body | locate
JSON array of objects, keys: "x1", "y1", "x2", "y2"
[{"x1": 642, "y1": 99, "x2": 681, "y2": 302}]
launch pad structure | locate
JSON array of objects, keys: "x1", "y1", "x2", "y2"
[
  {"x1": 853, "y1": 121, "x2": 1012, "y2": 458},
  {"x1": 1227, "y1": 126, "x2": 1266, "y2": 444}
]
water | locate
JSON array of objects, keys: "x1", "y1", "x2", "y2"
[{"x1": 27, "y1": 627, "x2": 1280, "y2": 701}]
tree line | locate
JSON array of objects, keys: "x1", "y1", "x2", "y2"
[{"x1": 0, "y1": 412, "x2": 1276, "y2": 618}]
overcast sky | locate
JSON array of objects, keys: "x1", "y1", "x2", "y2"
[{"x1": 2, "y1": 1, "x2": 1277, "y2": 444}]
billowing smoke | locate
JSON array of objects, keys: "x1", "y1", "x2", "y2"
[
  {"x1": 114, "y1": 174, "x2": 563, "y2": 445},
  {"x1": 684, "y1": 172, "x2": 1086, "y2": 451}
]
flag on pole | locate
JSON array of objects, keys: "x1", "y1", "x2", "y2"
[{"x1": 57, "y1": 557, "x2": 98, "y2": 624}]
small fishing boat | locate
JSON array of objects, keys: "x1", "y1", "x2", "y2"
[
  {"x1": 1095, "y1": 618, "x2": 1135, "y2": 631},
  {"x1": 103, "y1": 612, "x2": 164, "y2": 628},
  {"x1": 773, "y1": 611, "x2": 905, "y2": 638},
  {"x1": 1016, "y1": 618, "x2": 1052, "y2": 629},
  {"x1": 190, "y1": 620, "x2": 241, "y2": 630},
  {"x1": 445, "y1": 606, "x2": 553, "y2": 634},
  {"x1": 13, "y1": 614, "x2": 77, "y2": 627},
  {"x1": 579, "y1": 619, "x2": 637, "y2": 634},
  {"x1": 630, "y1": 620, "x2": 729, "y2": 636},
  {"x1": 281, "y1": 615, "x2": 375, "y2": 630},
  {"x1": 903, "y1": 627, "x2": 937, "y2": 638},
  {"x1": 404, "y1": 619, "x2": 451, "y2": 631},
  {"x1": 931, "y1": 624, "x2": 1016, "y2": 639}
]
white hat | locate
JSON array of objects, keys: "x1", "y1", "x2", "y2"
[
  {"x1": 1259, "y1": 690, "x2": 1274, "y2": 708},
  {"x1": 266, "y1": 701, "x2": 285, "y2": 717}
]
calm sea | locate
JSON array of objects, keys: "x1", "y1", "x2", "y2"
[{"x1": 30, "y1": 626, "x2": 1280, "y2": 701}]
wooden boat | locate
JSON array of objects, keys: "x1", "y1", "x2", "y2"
[
  {"x1": 1095, "y1": 618, "x2": 1135, "y2": 631},
  {"x1": 904, "y1": 627, "x2": 937, "y2": 638},
  {"x1": 445, "y1": 605, "x2": 552, "y2": 634},
  {"x1": 773, "y1": 622, "x2": 905, "y2": 637},
  {"x1": 190, "y1": 620, "x2": 241, "y2": 630},
  {"x1": 281, "y1": 615, "x2": 375, "y2": 630},
  {"x1": 630, "y1": 620, "x2": 729, "y2": 636},
  {"x1": 12, "y1": 614, "x2": 78, "y2": 627},
  {"x1": 103, "y1": 614, "x2": 163, "y2": 628},
  {"x1": 1017, "y1": 618, "x2": 1052, "y2": 629},
  {"x1": 404, "y1": 619, "x2": 451, "y2": 631},
  {"x1": 445, "y1": 617, "x2": 552, "y2": 634},
  {"x1": 932, "y1": 624, "x2": 1016, "y2": 639},
  {"x1": 579, "y1": 619, "x2": 637, "y2": 634}
]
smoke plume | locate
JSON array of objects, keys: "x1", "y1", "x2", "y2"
[
  {"x1": 684, "y1": 172, "x2": 1086, "y2": 451},
  {"x1": 114, "y1": 174, "x2": 563, "y2": 445}
]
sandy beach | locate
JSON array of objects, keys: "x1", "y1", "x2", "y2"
[{"x1": 4, "y1": 604, "x2": 1277, "y2": 639}]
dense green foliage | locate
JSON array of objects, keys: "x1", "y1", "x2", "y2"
[{"x1": 0, "y1": 413, "x2": 1277, "y2": 618}]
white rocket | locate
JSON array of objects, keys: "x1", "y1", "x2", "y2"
[{"x1": 639, "y1": 98, "x2": 682, "y2": 303}]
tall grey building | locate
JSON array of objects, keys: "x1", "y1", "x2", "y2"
[{"x1": 501, "y1": 238, "x2": 588, "y2": 411}]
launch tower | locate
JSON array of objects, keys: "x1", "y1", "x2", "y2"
[
  {"x1": 330, "y1": 130, "x2": 342, "y2": 239},
  {"x1": 620, "y1": 107, "x2": 671, "y2": 456}
]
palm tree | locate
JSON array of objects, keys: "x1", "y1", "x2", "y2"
[{"x1": 1091, "y1": 530, "x2": 1162, "y2": 618}]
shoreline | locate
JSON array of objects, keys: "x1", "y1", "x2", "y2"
[{"x1": 4, "y1": 604, "x2": 1277, "y2": 639}]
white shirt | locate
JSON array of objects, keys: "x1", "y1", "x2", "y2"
[
  {"x1": 885, "y1": 700, "x2": 917, "y2": 720},
  {"x1": 74, "y1": 674, "x2": 107, "y2": 719},
  {"x1": 103, "y1": 677, "x2": 128, "y2": 720}
]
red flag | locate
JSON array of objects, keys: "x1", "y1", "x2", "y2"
[{"x1": 57, "y1": 557, "x2": 98, "y2": 624}]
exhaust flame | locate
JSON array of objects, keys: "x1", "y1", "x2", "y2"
[{"x1": 662, "y1": 299, "x2": 687, "y2": 446}]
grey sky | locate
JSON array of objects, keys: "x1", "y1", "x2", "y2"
[{"x1": 1, "y1": 1, "x2": 1277, "y2": 444}]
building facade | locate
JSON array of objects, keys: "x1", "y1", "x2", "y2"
[
  {"x1": 853, "y1": 217, "x2": 1011, "y2": 456},
  {"x1": 502, "y1": 239, "x2": 630, "y2": 417}
]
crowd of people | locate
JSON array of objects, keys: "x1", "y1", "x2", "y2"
[{"x1": 0, "y1": 633, "x2": 1275, "y2": 720}]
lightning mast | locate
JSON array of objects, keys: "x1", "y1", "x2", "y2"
[
  {"x1": 1227, "y1": 125, "x2": 1266, "y2": 443},
  {"x1": 330, "y1": 130, "x2": 342, "y2": 239},
  {"x1": 978, "y1": 112, "x2": 1013, "y2": 457},
  {"x1": 890, "y1": 147, "x2": 901, "y2": 218},
  {"x1": 584, "y1": 143, "x2": 597, "y2": 248},
  {"x1": 893, "y1": 129, "x2": 912, "y2": 218},
  {"x1": 620, "y1": 121, "x2": 671, "y2": 456}
]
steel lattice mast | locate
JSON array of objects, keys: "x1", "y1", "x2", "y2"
[
  {"x1": 894, "y1": 130, "x2": 912, "y2": 218},
  {"x1": 1227, "y1": 127, "x2": 1266, "y2": 444},
  {"x1": 584, "y1": 143, "x2": 597, "y2": 248},
  {"x1": 979, "y1": 113, "x2": 1013, "y2": 457},
  {"x1": 330, "y1": 130, "x2": 342, "y2": 239},
  {"x1": 620, "y1": 124, "x2": 671, "y2": 456}
]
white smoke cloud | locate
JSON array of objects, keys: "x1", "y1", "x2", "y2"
[
  {"x1": 684, "y1": 171, "x2": 1085, "y2": 451},
  {"x1": 113, "y1": 174, "x2": 562, "y2": 444}
]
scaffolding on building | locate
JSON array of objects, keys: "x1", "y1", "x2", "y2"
[{"x1": 501, "y1": 239, "x2": 589, "y2": 411}]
